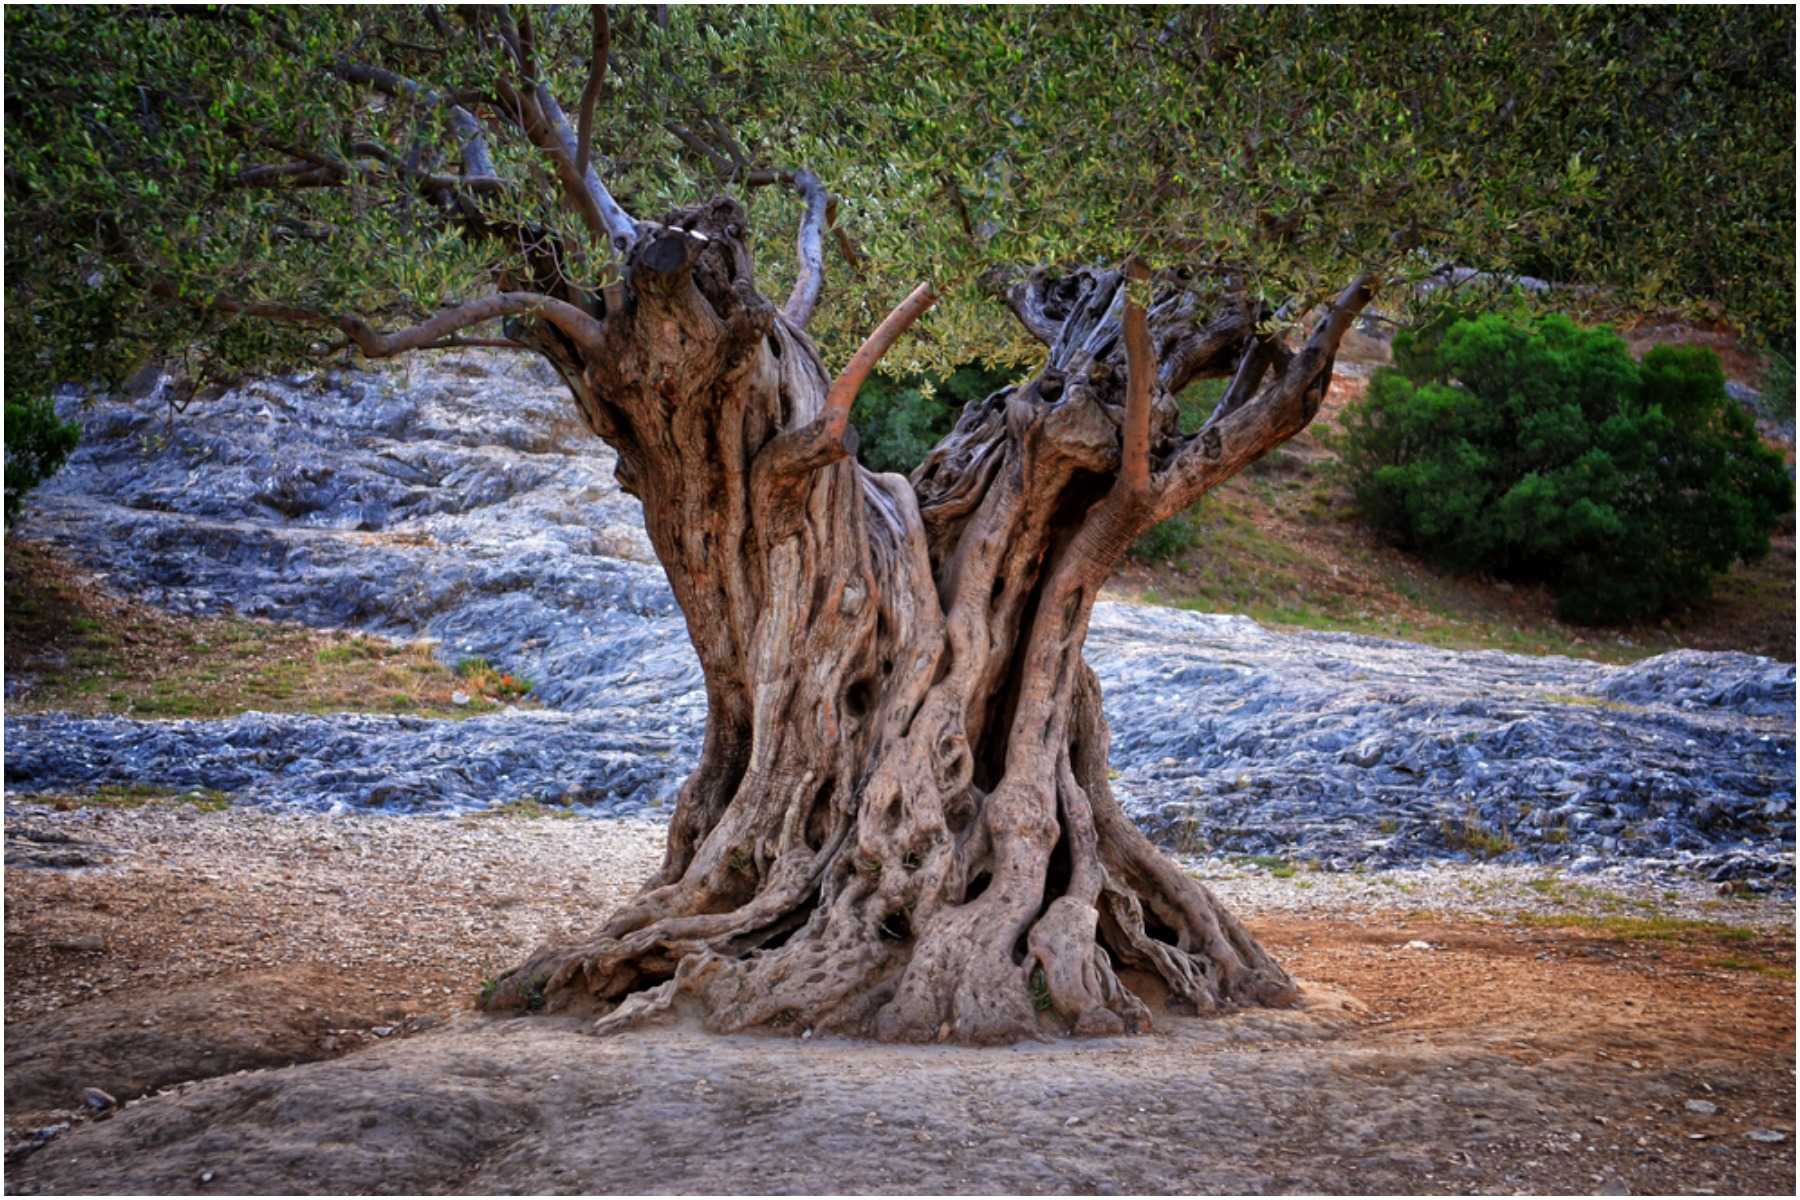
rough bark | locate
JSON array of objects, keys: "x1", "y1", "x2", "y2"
[{"x1": 483, "y1": 196, "x2": 1371, "y2": 1043}]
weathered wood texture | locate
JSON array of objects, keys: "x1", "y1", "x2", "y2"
[{"x1": 485, "y1": 198, "x2": 1371, "y2": 1043}]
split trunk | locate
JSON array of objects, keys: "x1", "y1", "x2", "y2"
[{"x1": 486, "y1": 198, "x2": 1363, "y2": 1043}]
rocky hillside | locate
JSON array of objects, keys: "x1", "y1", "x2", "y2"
[{"x1": 4, "y1": 354, "x2": 1793, "y2": 885}]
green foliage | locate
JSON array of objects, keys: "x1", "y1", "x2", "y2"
[
  {"x1": 1342, "y1": 313, "x2": 1792, "y2": 622},
  {"x1": 1128, "y1": 512, "x2": 1202, "y2": 563},
  {"x1": 3, "y1": 6, "x2": 1791, "y2": 427},
  {"x1": 851, "y1": 362, "x2": 1020, "y2": 474},
  {"x1": 3, "y1": 393, "x2": 79, "y2": 525}
]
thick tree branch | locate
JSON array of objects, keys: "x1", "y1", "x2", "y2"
[
  {"x1": 1152, "y1": 273, "x2": 1376, "y2": 521},
  {"x1": 162, "y1": 285, "x2": 605, "y2": 359},
  {"x1": 478, "y1": 5, "x2": 634, "y2": 250},
  {"x1": 782, "y1": 170, "x2": 829, "y2": 328},
  {"x1": 824, "y1": 281, "x2": 938, "y2": 439},
  {"x1": 575, "y1": 6, "x2": 609, "y2": 175},
  {"x1": 412, "y1": 336, "x2": 533, "y2": 352},
  {"x1": 745, "y1": 169, "x2": 863, "y2": 276},
  {"x1": 231, "y1": 150, "x2": 508, "y2": 197},
  {"x1": 997, "y1": 268, "x2": 1074, "y2": 345},
  {"x1": 231, "y1": 160, "x2": 346, "y2": 189},
  {"x1": 502, "y1": 75, "x2": 638, "y2": 253},
  {"x1": 512, "y1": 5, "x2": 538, "y2": 84},
  {"x1": 1117, "y1": 258, "x2": 1155, "y2": 498}
]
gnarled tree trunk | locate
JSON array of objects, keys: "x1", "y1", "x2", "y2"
[{"x1": 485, "y1": 197, "x2": 1371, "y2": 1043}]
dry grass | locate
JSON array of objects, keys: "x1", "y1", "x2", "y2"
[{"x1": 5, "y1": 539, "x2": 521, "y2": 719}]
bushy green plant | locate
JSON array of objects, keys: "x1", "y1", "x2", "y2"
[
  {"x1": 851, "y1": 362, "x2": 1021, "y2": 475},
  {"x1": 1128, "y1": 512, "x2": 1201, "y2": 562},
  {"x1": 1341, "y1": 313, "x2": 1791, "y2": 622},
  {"x1": 3, "y1": 393, "x2": 79, "y2": 526}
]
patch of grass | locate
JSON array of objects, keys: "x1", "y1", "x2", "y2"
[
  {"x1": 1232, "y1": 854, "x2": 1296, "y2": 876},
  {"x1": 1524, "y1": 875, "x2": 1658, "y2": 912},
  {"x1": 5, "y1": 538, "x2": 520, "y2": 721},
  {"x1": 315, "y1": 636, "x2": 385, "y2": 665},
  {"x1": 456, "y1": 656, "x2": 533, "y2": 701},
  {"x1": 35, "y1": 784, "x2": 232, "y2": 813},
  {"x1": 1512, "y1": 912, "x2": 1761, "y2": 942},
  {"x1": 476, "y1": 797, "x2": 579, "y2": 820},
  {"x1": 1440, "y1": 812, "x2": 1516, "y2": 860}
]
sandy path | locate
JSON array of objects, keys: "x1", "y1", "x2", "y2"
[{"x1": 4, "y1": 806, "x2": 1793, "y2": 1195}]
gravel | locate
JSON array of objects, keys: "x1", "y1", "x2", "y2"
[{"x1": 3, "y1": 802, "x2": 1789, "y2": 1026}]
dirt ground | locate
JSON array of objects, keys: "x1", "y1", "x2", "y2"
[{"x1": 3, "y1": 808, "x2": 1793, "y2": 1195}]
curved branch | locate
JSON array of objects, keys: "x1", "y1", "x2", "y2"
[
  {"x1": 575, "y1": 6, "x2": 610, "y2": 176},
  {"x1": 665, "y1": 122, "x2": 734, "y2": 177},
  {"x1": 512, "y1": 5, "x2": 538, "y2": 84},
  {"x1": 231, "y1": 160, "x2": 345, "y2": 189},
  {"x1": 757, "y1": 282, "x2": 938, "y2": 476},
  {"x1": 527, "y1": 80, "x2": 638, "y2": 252},
  {"x1": 824, "y1": 195, "x2": 865, "y2": 277},
  {"x1": 997, "y1": 268, "x2": 1076, "y2": 345},
  {"x1": 232, "y1": 151, "x2": 508, "y2": 198},
  {"x1": 824, "y1": 281, "x2": 939, "y2": 441},
  {"x1": 412, "y1": 336, "x2": 534, "y2": 352},
  {"x1": 782, "y1": 170, "x2": 829, "y2": 328},
  {"x1": 172, "y1": 288, "x2": 606, "y2": 359}
]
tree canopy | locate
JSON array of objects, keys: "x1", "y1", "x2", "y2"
[{"x1": 6, "y1": 4, "x2": 1793, "y2": 412}]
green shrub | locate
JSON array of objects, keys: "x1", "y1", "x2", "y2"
[
  {"x1": 1129, "y1": 511, "x2": 1200, "y2": 562},
  {"x1": 1340, "y1": 312, "x2": 1791, "y2": 623},
  {"x1": 4, "y1": 393, "x2": 79, "y2": 525},
  {"x1": 851, "y1": 362, "x2": 1022, "y2": 475}
]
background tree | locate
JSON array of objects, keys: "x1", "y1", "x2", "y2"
[
  {"x1": 1341, "y1": 313, "x2": 1792, "y2": 623},
  {"x1": 6, "y1": 5, "x2": 1793, "y2": 1043}
]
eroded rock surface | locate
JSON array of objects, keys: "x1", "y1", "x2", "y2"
[{"x1": 5, "y1": 355, "x2": 1793, "y2": 881}]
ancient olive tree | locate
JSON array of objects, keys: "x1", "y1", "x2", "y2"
[{"x1": 7, "y1": 5, "x2": 1793, "y2": 1042}]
